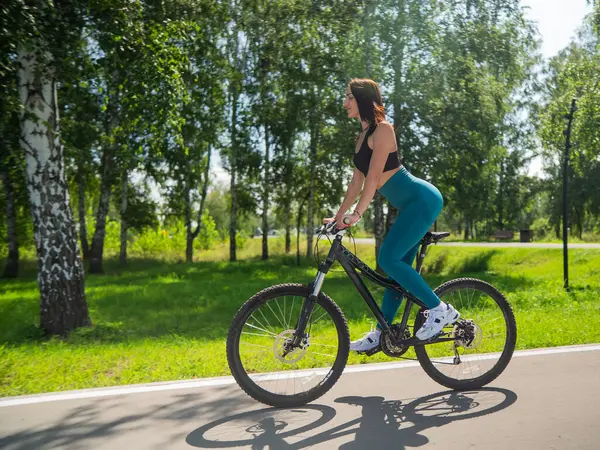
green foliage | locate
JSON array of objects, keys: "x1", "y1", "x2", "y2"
[
  {"x1": 127, "y1": 195, "x2": 159, "y2": 234},
  {"x1": 1, "y1": 246, "x2": 600, "y2": 395},
  {"x1": 197, "y1": 212, "x2": 219, "y2": 251},
  {"x1": 205, "y1": 185, "x2": 229, "y2": 236},
  {"x1": 538, "y1": 17, "x2": 600, "y2": 239},
  {"x1": 235, "y1": 230, "x2": 249, "y2": 250},
  {"x1": 4, "y1": 0, "x2": 600, "y2": 284},
  {"x1": 98, "y1": 213, "x2": 221, "y2": 260},
  {"x1": 531, "y1": 217, "x2": 553, "y2": 239},
  {"x1": 421, "y1": 251, "x2": 448, "y2": 275}
]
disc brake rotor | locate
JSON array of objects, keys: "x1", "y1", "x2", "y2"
[
  {"x1": 454, "y1": 320, "x2": 483, "y2": 349},
  {"x1": 273, "y1": 330, "x2": 308, "y2": 364}
]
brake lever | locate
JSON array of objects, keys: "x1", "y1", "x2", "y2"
[{"x1": 327, "y1": 221, "x2": 344, "y2": 235}]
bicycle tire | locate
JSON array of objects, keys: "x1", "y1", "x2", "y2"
[
  {"x1": 227, "y1": 283, "x2": 350, "y2": 407},
  {"x1": 414, "y1": 278, "x2": 517, "y2": 390}
]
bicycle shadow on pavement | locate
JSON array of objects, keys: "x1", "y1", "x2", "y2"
[{"x1": 186, "y1": 387, "x2": 518, "y2": 449}]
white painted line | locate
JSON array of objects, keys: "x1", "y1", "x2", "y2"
[{"x1": 1, "y1": 343, "x2": 598, "y2": 408}]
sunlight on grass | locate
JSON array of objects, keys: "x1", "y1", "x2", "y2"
[{"x1": 1, "y1": 241, "x2": 600, "y2": 396}]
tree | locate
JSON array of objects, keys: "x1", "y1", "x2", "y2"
[
  {"x1": 9, "y1": 0, "x2": 91, "y2": 334},
  {"x1": 296, "y1": 0, "x2": 361, "y2": 258},
  {"x1": 172, "y1": 4, "x2": 227, "y2": 263},
  {"x1": 539, "y1": 18, "x2": 600, "y2": 238},
  {"x1": 60, "y1": 50, "x2": 102, "y2": 261},
  {"x1": 0, "y1": 141, "x2": 22, "y2": 279},
  {"x1": 419, "y1": 0, "x2": 538, "y2": 238},
  {"x1": 0, "y1": 67, "x2": 23, "y2": 278},
  {"x1": 85, "y1": 0, "x2": 192, "y2": 271}
]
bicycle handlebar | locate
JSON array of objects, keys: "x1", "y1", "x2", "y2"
[{"x1": 315, "y1": 221, "x2": 347, "y2": 237}]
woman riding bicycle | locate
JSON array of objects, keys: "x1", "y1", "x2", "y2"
[{"x1": 325, "y1": 78, "x2": 460, "y2": 352}]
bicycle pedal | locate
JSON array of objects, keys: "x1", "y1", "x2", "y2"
[{"x1": 357, "y1": 346, "x2": 381, "y2": 357}]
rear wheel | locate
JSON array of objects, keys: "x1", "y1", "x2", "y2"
[
  {"x1": 227, "y1": 284, "x2": 350, "y2": 407},
  {"x1": 414, "y1": 278, "x2": 517, "y2": 390}
]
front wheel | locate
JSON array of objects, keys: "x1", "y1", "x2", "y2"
[
  {"x1": 414, "y1": 278, "x2": 517, "y2": 390},
  {"x1": 227, "y1": 283, "x2": 350, "y2": 407}
]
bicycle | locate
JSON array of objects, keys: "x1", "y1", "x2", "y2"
[{"x1": 226, "y1": 221, "x2": 517, "y2": 407}]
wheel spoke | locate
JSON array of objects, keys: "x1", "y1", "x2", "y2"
[
  {"x1": 265, "y1": 301, "x2": 286, "y2": 330},
  {"x1": 244, "y1": 321, "x2": 277, "y2": 337},
  {"x1": 310, "y1": 309, "x2": 329, "y2": 326},
  {"x1": 241, "y1": 331, "x2": 274, "y2": 338},
  {"x1": 419, "y1": 281, "x2": 515, "y2": 386},
  {"x1": 254, "y1": 308, "x2": 276, "y2": 334},
  {"x1": 232, "y1": 287, "x2": 346, "y2": 404}
]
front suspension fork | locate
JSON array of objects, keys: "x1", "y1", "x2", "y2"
[{"x1": 291, "y1": 271, "x2": 325, "y2": 347}]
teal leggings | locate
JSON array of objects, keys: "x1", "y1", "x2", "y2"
[{"x1": 376, "y1": 167, "x2": 444, "y2": 327}]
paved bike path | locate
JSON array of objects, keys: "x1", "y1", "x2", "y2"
[{"x1": 1, "y1": 344, "x2": 599, "y2": 449}]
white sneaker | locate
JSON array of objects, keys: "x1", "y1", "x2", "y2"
[
  {"x1": 350, "y1": 328, "x2": 382, "y2": 352},
  {"x1": 415, "y1": 302, "x2": 460, "y2": 341}
]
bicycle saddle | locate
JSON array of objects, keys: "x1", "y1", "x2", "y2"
[{"x1": 423, "y1": 231, "x2": 450, "y2": 243}]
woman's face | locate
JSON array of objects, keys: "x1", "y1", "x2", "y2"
[{"x1": 344, "y1": 87, "x2": 359, "y2": 119}]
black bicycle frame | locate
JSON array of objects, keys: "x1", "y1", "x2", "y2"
[{"x1": 294, "y1": 233, "x2": 432, "y2": 343}]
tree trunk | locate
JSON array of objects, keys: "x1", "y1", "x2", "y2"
[
  {"x1": 185, "y1": 182, "x2": 193, "y2": 263},
  {"x1": 464, "y1": 216, "x2": 470, "y2": 240},
  {"x1": 385, "y1": 201, "x2": 398, "y2": 235},
  {"x1": 188, "y1": 145, "x2": 212, "y2": 262},
  {"x1": 306, "y1": 182, "x2": 314, "y2": 258},
  {"x1": 284, "y1": 202, "x2": 291, "y2": 254},
  {"x1": 17, "y1": 47, "x2": 90, "y2": 334},
  {"x1": 77, "y1": 166, "x2": 90, "y2": 260},
  {"x1": 365, "y1": 0, "x2": 386, "y2": 271},
  {"x1": 0, "y1": 169, "x2": 19, "y2": 278},
  {"x1": 575, "y1": 208, "x2": 583, "y2": 240},
  {"x1": 262, "y1": 124, "x2": 270, "y2": 260},
  {"x1": 89, "y1": 148, "x2": 113, "y2": 274},
  {"x1": 364, "y1": 0, "x2": 375, "y2": 77},
  {"x1": 306, "y1": 117, "x2": 319, "y2": 259},
  {"x1": 392, "y1": 0, "x2": 407, "y2": 169},
  {"x1": 296, "y1": 199, "x2": 305, "y2": 266},
  {"x1": 283, "y1": 143, "x2": 293, "y2": 254},
  {"x1": 89, "y1": 78, "x2": 118, "y2": 274},
  {"x1": 498, "y1": 159, "x2": 504, "y2": 230},
  {"x1": 119, "y1": 173, "x2": 128, "y2": 266},
  {"x1": 229, "y1": 88, "x2": 239, "y2": 262}
]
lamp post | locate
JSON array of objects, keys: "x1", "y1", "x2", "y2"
[{"x1": 562, "y1": 98, "x2": 577, "y2": 290}]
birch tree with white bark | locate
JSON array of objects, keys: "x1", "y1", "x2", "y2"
[{"x1": 13, "y1": 1, "x2": 91, "y2": 334}]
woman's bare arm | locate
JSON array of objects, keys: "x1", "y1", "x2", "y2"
[
  {"x1": 354, "y1": 123, "x2": 396, "y2": 215},
  {"x1": 337, "y1": 169, "x2": 365, "y2": 217}
]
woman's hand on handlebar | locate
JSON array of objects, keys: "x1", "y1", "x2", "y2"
[
  {"x1": 323, "y1": 211, "x2": 345, "y2": 225},
  {"x1": 340, "y1": 211, "x2": 360, "y2": 228}
]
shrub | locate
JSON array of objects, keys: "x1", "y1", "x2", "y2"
[
  {"x1": 422, "y1": 251, "x2": 448, "y2": 275},
  {"x1": 196, "y1": 212, "x2": 219, "y2": 250},
  {"x1": 531, "y1": 217, "x2": 553, "y2": 240}
]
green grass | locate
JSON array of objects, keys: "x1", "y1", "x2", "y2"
[{"x1": 1, "y1": 238, "x2": 600, "y2": 397}]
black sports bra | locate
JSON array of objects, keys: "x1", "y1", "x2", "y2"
[{"x1": 353, "y1": 123, "x2": 400, "y2": 177}]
